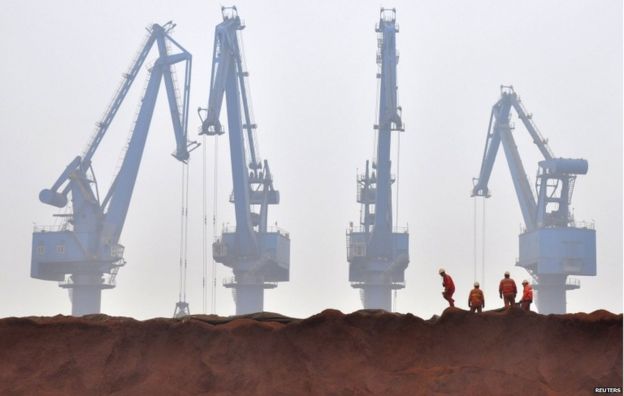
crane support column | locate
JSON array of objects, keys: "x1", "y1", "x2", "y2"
[{"x1": 67, "y1": 275, "x2": 104, "y2": 316}]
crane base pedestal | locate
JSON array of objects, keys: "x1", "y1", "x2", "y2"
[
  {"x1": 224, "y1": 279, "x2": 277, "y2": 315},
  {"x1": 533, "y1": 274, "x2": 580, "y2": 314},
  {"x1": 70, "y1": 287, "x2": 101, "y2": 316},
  {"x1": 363, "y1": 285, "x2": 392, "y2": 311},
  {"x1": 59, "y1": 273, "x2": 113, "y2": 316},
  {"x1": 351, "y1": 281, "x2": 405, "y2": 312}
]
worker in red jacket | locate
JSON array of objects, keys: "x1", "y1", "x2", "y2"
[
  {"x1": 468, "y1": 281, "x2": 485, "y2": 313},
  {"x1": 499, "y1": 271, "x2": 517, "y2": 309},
  {"x1": 439, "y1": 268, "x2": 455, "y2": 307},
  {"x1": 519, "y1": 280, "x2": 533, "y2": 311}
]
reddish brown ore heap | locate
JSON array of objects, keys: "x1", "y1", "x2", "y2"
[{"x1": 0, "y1": 308, "x2": 621, "y2": 395}]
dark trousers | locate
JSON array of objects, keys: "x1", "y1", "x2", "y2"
[
  {"x1": 470, "y1": 305, "x2": 482, "y2": 313},
  {"x1": 503, "y1": 294, "x2": 515, "y2": 309},
  {"x1": 520, "y1": 300, "x2": 531, "y2": 311},
  {"x1": 443, "y1": 290, "x2": 455, "y2": 307}
]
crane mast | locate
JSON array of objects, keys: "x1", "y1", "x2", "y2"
[
  {"x1": 347, "y1": 8, "x2": 409, "y2": 311},
  {"x1": 472, "y1": 86, "x2": 596, "y2": 313},
  {"x1": 31, "y1": 22, "x2": 197, "y2": 316},
  {"x1": 200, "y1": 7, "x2": 290, "y2": 315}
]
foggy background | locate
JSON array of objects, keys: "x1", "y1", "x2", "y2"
[{"x1": 0, "y1": 1, "x2": 621, "y2": 319}]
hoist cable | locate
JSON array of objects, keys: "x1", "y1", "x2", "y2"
[
  {"x1": 177, "y1": 163, "x2": 185, "y2": 302},
  {"x1": 396, "y1": 129, "x2": 401, "y2": 228},
  {"x1": 183, "y1": 159, "x2": 190, "y2": 301},
  {"x1": 473, "y1": 198, "x2": 477, "y2": 283},
  {"x1": 482, "y1": 198, "x2": 486, "y2": 289},
  {"x1": 202, "y1": 135, "x2": 208, "y2": 314},
  {"x1": 211, "y1": 135, "x2": 219, "y2": 314}
]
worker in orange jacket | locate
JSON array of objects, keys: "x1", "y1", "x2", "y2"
[
  {"x1": 499, "y1": 271, "x2": 517, "y2": 309},
  {"x1": 519, "y1": 280, "x2": 533, "y2": 311},
  {"x1": 468, "y1": 282, "x2": 485, "y2": 313},
  {"x1": 439, "y1": 268, "x2": 455, "y2": 307}
]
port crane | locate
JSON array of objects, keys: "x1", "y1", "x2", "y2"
[
  {"x1": 472, "y1": 86, "x2": 596, "y2": 313},
  {"x1": 199, "y1": 7, "x2": 290, "y2": 315},
  {"x1": 31, "y1": 22, "x2": 197, "y2": 316},
  {"x1": 347, "y1": 8, "x2": 409, "y2": 311}
]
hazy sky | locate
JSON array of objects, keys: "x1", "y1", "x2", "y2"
[{"x1": 1, "y1": 1, "x2": 621, "y2": 318}]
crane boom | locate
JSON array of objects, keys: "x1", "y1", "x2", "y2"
[
  {"x1": 80, "y1": 34, "x2": 157, "y2": 170},
  {"x1": 32, "y1": 22, "x2": 197, "y2": 316},
  {"x1": 472, "y1": 87, "x2": 537, "y2": 230},
  {"x1": 369, "y1": 9, "x2": 403, "y2": 255},
  {"x1": 201, "y1": 10, "x2": 257, "y2": 255}
]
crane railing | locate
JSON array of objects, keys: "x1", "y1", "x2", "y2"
[
  {"x1": 348, "y1": 225, "x2": 408, "y2": 234},
  {"x1": 33, "y1": 224, "x2": 72, "y2": 233},
  {"x1": 220, "y1": 224, "x2": 289, "y2": 236}
]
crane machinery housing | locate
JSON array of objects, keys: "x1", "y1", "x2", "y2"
[
  {"x1": 347, "y1": 8, "x2": 409, "y2": 311},
  {"x1": 199, "y1": 7, "x2": 290, "y2": 315},
  {"x1": 472, "y1": 86, "x2": 596, "y2": 314},
  {"x1": 31, "y1": 22, "x2": 197, "y2": 316}
]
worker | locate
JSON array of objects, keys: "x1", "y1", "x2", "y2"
[
  {"x1": 498, "y1": 271, "x2": 517, "y2": 309},
  {"x1": 468, "y1": 281, "x2": 485, "y2": 313},
  {"x1": 439, "y1": 268, "x2": 455, "y2": 307},
  {"x1": 519, "y1": 280, "x2": 533, "y2": 311}
]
